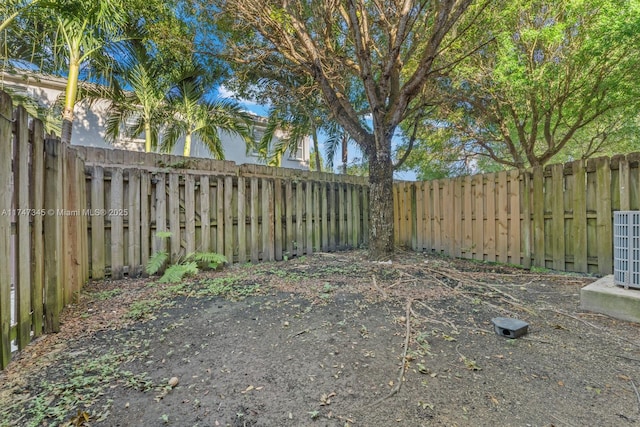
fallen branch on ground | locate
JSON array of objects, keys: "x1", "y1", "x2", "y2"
[
  {"x1": 367, "y1": 299, "x2": 412, "y2": 408},
  {"x1": 371, "y1": 275, "x2": 388, "y2": 299}
]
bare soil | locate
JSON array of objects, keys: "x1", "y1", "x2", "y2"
[{"x1": 2, "y1": 250, "x2": 640, "y2": 427}]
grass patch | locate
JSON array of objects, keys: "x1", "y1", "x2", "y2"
[
  {"x1": 0, "y1": 350, "x2": 155, "y2": 427},
  {"x1": 126, "y1": 298, "x2": 173, "y2": 321}
]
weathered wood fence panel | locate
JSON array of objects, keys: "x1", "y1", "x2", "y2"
[
  {"x1": 79, "y1": 147, "x2": 369, "y2": 278},
  {"x1": 398, "y1": 152, "x2": 640, "y2": 274},
  {"x1": 0, "y1": 93, "x2": 88, "y2": 369}
]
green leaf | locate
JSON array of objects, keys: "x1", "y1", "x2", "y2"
[
  {"x1": 159, "y1": 261, "x2": 199, "y2": 284},
  {"x1": 146, "y1": 251, "x2": 169, "y2": 275}
]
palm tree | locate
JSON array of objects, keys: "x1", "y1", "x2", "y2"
[
  {"x1": 0, "y1": 0, "x2": 42, "y2": 33},
  {"x1": 161, "y1": 69, "x2": 253, "y2": 158},
  {"x1": 258, "y1": 105, "x2": 317, "y2": 168},
  {"x1": 99, "y1": 44, "x2": 168, "y2": 152},
  {"x1": 47, "y1": 0, "x2": 128, "y2": 144}
]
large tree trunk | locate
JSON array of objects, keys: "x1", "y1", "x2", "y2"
[{"x1": 368, "y1": 147, "x2": 394, "y2": 260}]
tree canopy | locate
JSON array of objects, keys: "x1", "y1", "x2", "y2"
[
  {"x1": 400, "y1": 0, "x2": 640, "y2": 176},
  {"x1": 192, "y1": 0, "x2": 482, "y2": 258}
]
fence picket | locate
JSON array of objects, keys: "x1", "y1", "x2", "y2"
[
  {"x1": 15, "y1": 107, "x2": 31, "y2": 349},
  {"x1": 595, "y1": 157, "x2": 613, "y2": 274},
  {"x1": 128, "y1": 170, "x2": 141, "y2": 276},
  {"x1": 110, "y1": 168, "x2": 125, "y2": 279},
  {"x1": 237, "y1": 177, "x2": 246, "y2": 263},
  {"x1": 0, "y1": 92, "x2": 12, "y2": 368},
  {"x1": 30, "y1": 119, "x2": 45, "y2": 337},
  {"x1": 250, "y1": 178, "x2": 259, "y2": 262},
  {"x1": 185, "y1": 174, "x2": 196, "y2": 255}
]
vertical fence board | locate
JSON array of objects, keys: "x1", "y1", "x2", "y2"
[
  {"x1": 532, "y1": 167, "x2": 545, "y2": 267},
  {"x1": 453, "y1": 178, "x2": 462, "y2": 257},
  {"x1": 321, "y1": 183, "x2": 328, "y2": 251},
  {"x1": 508, "y1": 170, "x2": 521, "y2": 265},
  {"x1": 346, "y1": 184, "x2": 354, "y2": 248},
  {"x1": 441, "y1": 180, "x2": 453, "y2": 256},
  {"x1": 154, "y1": 174, "x2": 167, "y2": 254},
  {"x1": 432, "y1": 181, "x2": 442, "y2": 253},
  {"x1": 274, "y1": 179, "x2": 283, "y2": 260},
  {"x1": 521, "y1": 172, "x2": 532, "y2": 268},
  {"x1": 14, "y1": 107, "x2": 31, "y2": 349},
  {"x1": 67, "y1": 151, "x2": 82, "y2": 300},
  {"x1": 214, "y1": 178, "x2": 223, "y2": 255},
  {"x1": 110, "y1": 169, "x2": 124, "y2": 279},
  {"x1": 393, "y1": 185, "x2": 400, "y2": 246},
  {"x1": 140, "y1": 172, "x2": 150, "y2": 271},
  {"x1": 168, "y1": 173, "x2": 181, "y2": 263},
  {"x1": 285, "y1": 181, "x2": 294, "y2": 257},
  {"x1": 619, "y1": 158, "x2": 631, "y2": 210},
  {"x1": 78, "y1": 157, "x2": 89, "y2": 283},
  {"x1": 262, "y1": 179, "x2": 275, "y2": 261},
  {"x1": 30, "y1": 119, "x2": 45, "y2": 337},
  {"x1": 306, "y1": 182, "x2": 314, "y2": 254},
  {"x1": 43, "y1": 138, "x2": 62, "y2": 334},
  {"x1": 415, "y1": 183, "x2": 424, "y2": 251},
  {"x1": 595, "y1": 157, "x2": 613, "y2": 274},
  {"x1": 572, "y1": 160, "x2": 587, "y2": 272},
  {"x1": 200, "y1": 176, "x2": 211, "y2": 253},
  {"x1": 423, "y1": 182, "x2": 432, "y2": 252},
  {"x1": 296, "y1": 182, "x2": 304, "y2": 255},
  {"x1": 91, "y1": 167, "x2": 105, "y2": 278},
  {"x1": 463, "y1": 176, "x2": 473, "y2": 259},
  {"x1": 224, "y1": 176, "x2": 234, "y2": 262},
  {"x1": 354, "y1": 186, "x2": 361, "y2": 249},
  {"x1": 496, "y1": 171, "x2": 509, "y2": 264},
  {"x1": 0, "y1": 93, "x2": 12, "y2": 367},
  {"x1": 362, "y1": 186, "x2": 369, "y2": 246},
  {"x1": 472, "y1": 176, "x2": 484, "y2": 260},
  {"x1": 314, "y1": 182, "x2": 321, "y2": 251},
  {"x1": 329, "y1": 183, "x2": 337, "y2": 251},
  {"x1": 551, "y1": 164, "x2": 565, "y2": 270},
  {"x1": 250, "y1": 178, "x2": 259, "y2": 262},
  {"x1": 484, "y1": 174, "x2": 496, "y2": 262},
  {"x1": 237, "y1": 177, "x2": 246, "y2": 263},
  {"x1": 338, "y1": 184, "x2": 346, "y2": 248},
  {"x1": 185, "y1": 174, "x2": 196, "y2": 255},
  {"x1": 128, "y1": 170, "x2": 141, "y2": 276}
]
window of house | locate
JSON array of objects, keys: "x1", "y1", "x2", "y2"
[{"x1": 288, "y1": 138, "x2": 306, "y2": 161}]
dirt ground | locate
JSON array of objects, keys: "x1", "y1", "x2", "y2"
[{"x1": 2, "y1": 250, "x2": 640, "y2": 427}]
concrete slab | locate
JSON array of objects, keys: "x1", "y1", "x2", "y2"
[{"x1": 581, "y1": 275, "x2": 640, "y2": 323}]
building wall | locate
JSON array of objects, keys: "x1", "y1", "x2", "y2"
[{"x1": 0, "y1": 71, "x2": 310, "y2": 169}]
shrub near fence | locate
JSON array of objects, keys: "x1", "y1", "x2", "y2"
[
  {"x1": 0, "y1": 92, "x2": 89, "y2": 369},
  {"x1": 395, "y1": 153, "x2": 640, "y2": 274},
  {"x1": 76, "y1": 146, "x2": 370, "y2": 280}
]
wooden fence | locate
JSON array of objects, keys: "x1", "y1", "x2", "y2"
[
  {"x1": 0, "y1": 92, "x2": 370, "y2": 369},
  {"x1": 395, "y1": 153, "x2": 640, "y2": 274},
  {"x1": 0, "y1": 92, "x2": 88, "y2": 369},
  {"x1": 4, "y1": 84, "x2": 638, "y2": 370},
  {"x1": 77, "y1": 147, "x2": 369, "y2": 279}
]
